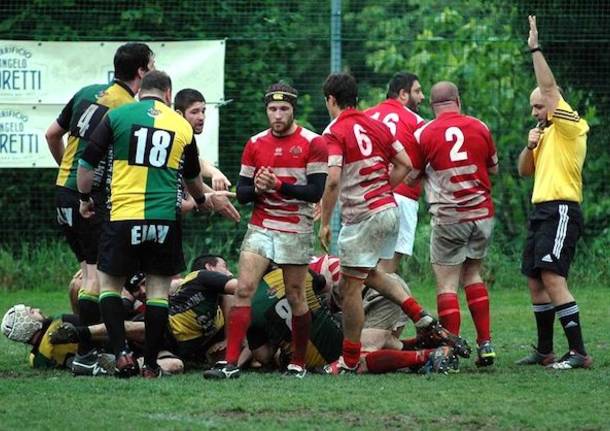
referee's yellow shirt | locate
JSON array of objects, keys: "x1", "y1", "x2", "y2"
[{"x1": 532, "y1": 98, "x2": 589, "y2": 204}]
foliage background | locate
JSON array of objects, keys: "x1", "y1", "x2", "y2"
[{"x1": 0, "y1": 0, "x2": 608, "y2": 286}]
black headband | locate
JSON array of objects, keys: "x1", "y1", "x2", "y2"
[{"x1": 264, "y1": 90, "x2": 297, "y2": 107}]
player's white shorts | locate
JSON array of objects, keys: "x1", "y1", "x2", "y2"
[
  {"x1": 240, "y1": 224, "x2": 313, "y2": 265},
  {"x1": 338, "y1": 207, "x2": 398, "y2": 276},
  {"x1": 394, "y1": 193, "x2": 419, "y2": 256}
]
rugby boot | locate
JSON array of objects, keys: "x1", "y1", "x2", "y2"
[
  {"x1": 417, "y1": 320, "x2": 472, "y2": 358},
  {"x1": 115, "y1": 350, "x2": 139, "y2": 378},
  {"x1": 515, "y1": 345, "x2": 556, "y2": 366},
  {"x1": 71, "y1": 349, "x2": 114, "y2": 376},
  {"x1": 141, "y1": 364, "x2": 163, "y2": 379},
  {"x1": 49, "y1": 322, "x2": 79, "y2": 344},
  {"x1": 547, "y1": 351, "x2": 592, "y2": 370},
  {"x1": 284, "y1": 364, "x2": 307, "y2": 379},
  {"x1": 475, "y1": 341, "x2": 496, "y2": 367},
  {"x1": 323, "y1": 356, "x2": 359, "y2": 375},
  {"x1": 203, "y1": 361, "x2": 241, "y2": 379},
  {"x1": 419, "y1": 346, "x2": 454, "y2": 375}
]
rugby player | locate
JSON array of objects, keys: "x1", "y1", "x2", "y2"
[
  {"x1": 173, "y1": 88, "x2": 240, "y2": 221},
  {"x1": 365, "y1": 72, "x2": 426, "y2": 273},
  {"x1": 45, "y1": 43, "x2": 154, "y2": 373},
  {"x1": 516, "y1": 16, "x2": 592, "y2": 370},
  {"x1": 319, "y1": 72, "x2": 470, "y2": 373},
  {"x1": 204, "y1": 82, "x2": 328, "y2": 380},
  {"x1": 1, "y1": 304, "x2": 183, "y2": 375},
  {"x1": 77, "y1": 71, "x2": 232, "y2": 378},
  {"x1": 408, "y1": 81, "x2": 498, "y2": 367}
]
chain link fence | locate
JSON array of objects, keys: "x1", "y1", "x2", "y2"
[{"x1": 1, "y1": 0, "x2": 608, "y2": 266}]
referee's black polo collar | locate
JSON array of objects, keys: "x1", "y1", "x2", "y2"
[{"x1": 113, "y1": 79, "x2": 136, "y2": 98}]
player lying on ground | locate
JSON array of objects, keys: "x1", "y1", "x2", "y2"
[{"x1": 1, "y1": 304, "x2": 183, "y2": 376}]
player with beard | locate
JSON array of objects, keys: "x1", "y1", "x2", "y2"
[
  {"x1": 174, "y1": 89, "x2": 240, "y2": 221},
  {"x1": 204, "y1": 82, "x2": 328, "y2": 379},
  {"x1": 365, "y1": 72, "x2": 426, "y2": 273}
]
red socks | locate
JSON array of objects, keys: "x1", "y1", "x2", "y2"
[
  {"x1": 225, "y1": 306, "x2": 251, "y2": 365},
  {"x1": 365, "y1": 349, "x2": 433, "y2": 373},
  {"x1": 291, "y1": 311, "x2": 311, "y2": 368},
  {"x1": 400, "y1": 297, "x2": 424, "y2": 322},
  {"x1": 437, "y1": 292, "x2": 461, "y2": 334},
  {"x1": 464, "y1": 283, "x2": 491, "y2": 344},
  {"x1": 342, "y1": 339, "x2": 361, "y2": 369}
]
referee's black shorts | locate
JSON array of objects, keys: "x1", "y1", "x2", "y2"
[
  {"x1": 55, "y1": 186, "x2": 104, "y2": 264},
  {"x1": 97, "y1": 220, "x2": 185, "y2": 277},
  {"x1": 521, "y1": 200, "x2": 583, "y2": 279}
]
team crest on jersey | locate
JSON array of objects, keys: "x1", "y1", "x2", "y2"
[
  {"x1": 95, "y1": 90, "x2": 107, "y2": 99},
  {"x1": 290, "y1": 145, "x2": 303, "y2": 157},
  {"x1": 274, "y1": 147, "x2": 283, "y2": 157},
  {"x1": 147, "y1": 107, "x2": 161, "y2": 118}
]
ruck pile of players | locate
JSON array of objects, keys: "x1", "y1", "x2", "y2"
[{"x1": 1, "y1": 16, "x2": 593, "y2": 378}]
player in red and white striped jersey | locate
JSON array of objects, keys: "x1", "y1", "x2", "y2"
[
  {"x1": 319, "y1": 73, "x2": 448, "y2": 373},
  {"x1": 204, "y1": 83, "x2": 328, "y2": 380},
  {"x1": 409, "y1": 81, "x2": 498, "y2": 367},
  {"x1": 365, "y1": 72, "x2": 426, "y2": 273}
]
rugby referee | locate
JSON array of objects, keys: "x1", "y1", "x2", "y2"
[{"x1": 517, "y1": 16, "x2": 591, "y2": 370}]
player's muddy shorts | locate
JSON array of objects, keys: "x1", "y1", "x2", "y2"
[
  {"x1": 98, "y1": 220, "x2": 184, "y2": 276},
  {"x1": 430, "y1": 217, "x2": 494, "y2": 265},
  {"x1": 240, "y1": 224, "x2": 313, "y2": 265},
  {"x1": 55, "y1": 186, "x2": 104, "y2": 264},
  {"x1": 363, "y1": 273, "x2": 411, "y2": 331},
  {"x1": 521, "y1": 201, "x2": 583, "y2": 279},
  {"x1": 339, "y1": 207, "x2": 398, "y2": 278}
]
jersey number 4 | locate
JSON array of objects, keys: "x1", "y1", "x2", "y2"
[
  {"x1": 129, "y1": 126, "x2": 175, "y2": 168},
  {"x1": 446, "y1": 127, "x2": 467, "y2": 162},
  {"x1": 73, "y1": 102, "x2": 108, "y2": 139}
]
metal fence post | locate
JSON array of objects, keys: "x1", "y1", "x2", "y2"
[{"x1": 329, "y1": 0, "x2": 341, "y2": 255}]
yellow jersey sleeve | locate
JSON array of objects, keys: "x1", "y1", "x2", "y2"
[{"x1": 549, "y1": 98, "x2": 589, "y2": 138}]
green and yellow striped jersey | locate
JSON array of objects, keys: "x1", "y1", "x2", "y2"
[
  {"x1": 56, "y1": 81, "x2": 135, "y2": 190},
  {"x1": 82, "y1": 97, "x2": 199, "y2": 221},
  {"x1": 29, "y1": 318, "x2": 77, "y2": 369}
]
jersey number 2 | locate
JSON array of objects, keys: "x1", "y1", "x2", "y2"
[
  {"x1": 446, "y1": 127, "x2": 467, "y2": 162},
  {"x1": 129, "y1": 126, "x2": 175, "y2": 168}
]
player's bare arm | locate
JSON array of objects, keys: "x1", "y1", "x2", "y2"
[
  {"x1": 388, "y1": 148, "x2": 413, "y2": 187},
  {"x1": 45, "y1": 121, "x2": 67, "y2": 166},
  {"x1": 199, "y1": 158, "x2": 231, "y2": 191},
  {"x1": 529, "y1": 15, "x2": 561, "y2": 113}
]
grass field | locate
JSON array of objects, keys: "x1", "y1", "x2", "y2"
[{"x1": 1, "y1": 281, "x2": 609, "y2": 431}]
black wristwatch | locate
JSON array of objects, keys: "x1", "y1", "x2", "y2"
[{"x1": 79, "y1": 192, "x2": 91, "y2": 202}]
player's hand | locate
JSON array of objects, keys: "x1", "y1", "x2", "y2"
[
  {"x1": 528, "y1": 15, "x2": 539, "y2": 49},
  {"x1": 319, "y1": 224, "x2": 331, "y2": 253},
  {"x1": 202, "y1": 191, "x2": 240, "y2": 222},
  {"x1": 211, "y1": 172, "x2": 231, "y2": 191},
  {"x1": 528, "y1": 127, "x2": 542, "y2": 149},
  {"x1": 255, "y1": 167, "x2": 279, "y2": 192},
  {"x1": 79, "y1": 198, "x2": 95, "y2": 219}
]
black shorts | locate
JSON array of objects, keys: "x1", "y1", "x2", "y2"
[
  {"x1": 521, "y1": 201, "x2": 583, "y2": 279},
  {"x1": 55, "y1": 186, "x2": 104, "y2": 264},
  {"x1": 97, "y1": 220, "x2": 185, "y2": 276}
]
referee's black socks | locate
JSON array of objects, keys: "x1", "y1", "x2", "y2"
[
  {"x1": 532, "y1": 303, "x2": 555, "y2": 354},
  {"x1": 555, "y1": 301, "x2": 587, "y2": 355}
]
